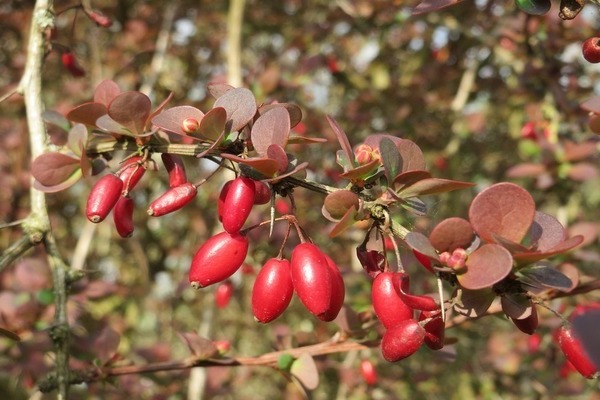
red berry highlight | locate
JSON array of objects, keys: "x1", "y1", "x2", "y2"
[
  {"x1": 148, "y1": 182, "x2": 197, "y2": 217},
  {"x1": 290, "y1": 243, "x2": 332, "y2": 318},
  {"x1": 189, "y1": 232, "x2": 249, "y2": 288},
  {"x1": 582, "y1": 37, "x2": 600, "y2": 64},
  {"x1": 317, "y1": 254, "x2": 345, "y2": 322},
  {"x1": 221, "y1": 177, "x2": 256, "y2": 233},
  {"x1": 253, "y1": 180, "x2": 271, "y2": 205},
  {"x1": 556, "y1": 325, "x2": 598, "y2": 379},
  {"x1": 371, "y1": 272, "x2": 413, "y2": 329},
  {"x1": 86, "y1": 174, "x2": 123, "y2": 223}
]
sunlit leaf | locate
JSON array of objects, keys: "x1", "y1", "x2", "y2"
[
  {"x1": 198, "y1": 107, "x2": 227, "y2": 141},
  {"x1": 527, "y1": 211, "x2": 566, "y2": 252},
  {"x1": 152, "y1": 106, "x2": 206, "y2": 138},
  {"x1": 459, "y1": 244, "x2": 513, "y2": 290},
  {"x1": 67, "y1": 123, "x2": 88, "y2": 157},
  {"x1": 251, "y1": 107, "x2": 290, "y2": 157},
  {"x1": 339, "y1": 158, "x2": 380, "y2": 180},
  {"x1": 429, "y1": 217, "x2": 474, "y2": 253},
  {"x1": 259, "y1": 103, "x2": 303, "y2": 128},
  {"x1": 96, "y1": 115, "x2": 134, "y2": 136},
  {"x1": 214, "y1": 87, "x2": 257, "y2": 132},
  {"x1": 290, "y1": 353, "x2": 319, "y2": 391},
  {"x1": 469, "y1": 182, "x2": 536, "y2": 244},
  {"x1": 266, "y1": 144, "x2": 289, "y2": 174},
  {"x1": 399, "y1": 177, "x2": 475, "y2": 198},
  {"x1": 323, "y1": 190, "x2": 360, "y2": 220},
  {"x1": 207, "y1": 82, "x2": 234, "y2": 99},
  {"x1": 329, "y1": 205, "x2": 358, "y2": 238},
  {"x1": 327, "y1": 115, "x2": 356, "y2": 170},
  {"x1": 405, "y1": 232, "x2": 440, "y2": 261},
  {"x1": 513, "y1": 235, "x2": 583, "y2": 264},
  {"x1": 31, "y1": 152, "x2": 81, "y2": 186},
  {"x1": 220, "y1": 154, "x2": 280, "y2": 177},
  {"x1": 33, "y1": 169, "x2": 83, "y2": 193},
  {"x1": 67, "y1": 102, "x2": 108, "y2": 127},
  {"x1": 93, "y1": 79, "x2": 121, "y2": 106},
  {"x1": 393, "y1": 170, "x2": 431, "y2": 191},
  {"x1": 108, "y1": 91, "x2": 152, "y2": 135},
  {"x1": 287, "y1": 135, "x2": 328, "y2": 145}
]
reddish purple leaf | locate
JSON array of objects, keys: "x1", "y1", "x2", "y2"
[
  {"x1": 513, "y1": 235, "x2": 584, "y2": 264},
  {"x1": 265, "y1": 161, "x2": 309, "y2": 183},
  {"x1": 177, "y1": 332, "x2": 218, "y2": 359},
  {"x1": 259, "y1": 103, "x2": 303, "y2": 128},
  {"x1": 393, "y1": 170, "x2": 432, "y2": 191},
  {"x1": 469, "y1": 183, "x2": 536, "y2": 244},
  {"x1": 93, "y1": 326, "x2": 121, "y2": 364},
  {"x1": 339, "y1": 158, "x2": 380, "y2": 180},
  {"x1": 207, "y1": 82, "x2": 234, "y2": 98},
  {"x1": 459, "y1": 244, "x2": 513, "y2": 290},
  {"x1": 95, "y1": 115, "x2": 136, "y2": 136},
  {"x1": 198, "y1": 107, "x2": 227, "y2": 141},
  {"x1": 327, "y1": 115, "x2": 356, "y2": 170},
  {"x1": 364, "y1": 134, "x2": 426, "y2": 173},
  {"x1": 323, "y1": 190, "x2": 360, "y2": 220},
  {"x1": 501, "y1": 293, "x2": 532, "y2": 320},
  {"x1": 148, "y1": 92, "x2": 174, "y2": 123},
  {"x1": 429, "y1": 217, "x2": 474, "y2": 253},
  {"x1": 67, "y1": 123, "x2": 88, "y2": 157},
  {"x1": 563, "y1": 141, "x2": 597, "y2": 162},
  {"x1": 506, "y1": 163, "x2": 546, "y2": 178},
  {"x1": 519, "y1": 263, "x2": 573, "y2": 291},
  {"x1": 290, "y1": 353, "x2": 319, "y2": 390},
  {"x1": 329, "y1": 205, "x2": 358, "y2": 238},
  {"x1": 213, "y1": 87, "x2": 257, "y2": 132},
  {"x1": 32, "y1": 170, "x2": 83, "y2": 193},
  {"x1": 220, "y1": 154, "x2": 280, "y2": 177},
  {"x1": 567, "y1": 163, "x2": 598, "y2": 181},
  {"x1": 398, "y1": 177, "x2": 475, "y2": 198},
  {"x1": 287, "y1": 135, "x2": 328, "y2": 145},
  {"x1": 31, "y1": 152, "x2": 81, "y2": 186},
  {"x1": 66, "y1": 102, "x2": 108, "y2": 127},
  {"x1": 453, "y1": 288, "x2": 496, "y2": 317},
  {"x1": 404, "y1": 232, "x2": 440, "y2": 262},
  {"x1": 266, "y1": 144, "x2": 290, "y2": 174},
  {"x1": 152, "y1": 106, "x2": 205, "y2": 138},
  {"x1": 93, "y1": 79, "x2": 121, "y2": 106},
  {"x1": 528, "y1": 212, "x2": 566, "y2": 252},
  {"x1": 251, "y1": 107, "x2": 290, "y2": 157},
  {"x1": 108, "y1": 91, "x2": 152, "y2": 135}
]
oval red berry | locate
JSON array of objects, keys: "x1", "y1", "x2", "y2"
[
  {"x1": 381, "y1": 319, "x2": 425, "y2": 362},
  {"x1": 221, "y1": 177, "x2": 256, "y2": 233},
  {"x1": 251, "y1": 258, "x2": 294, "y2": 323},
  {"x1": 86, "y1": 174, "x2": 123, "y2": 223},
  {"x1": 290, "y1": 243, "x2": 332, "y2": 318},
  {"x1": 113, "y1": 196, "x2": 134, "y2": 238},
  {"x1": 371, "y1": 272, "x2": 413, "y2": 329},
  {"x1": 148, "y1": 182, "x2": 197, "y2": 217}
]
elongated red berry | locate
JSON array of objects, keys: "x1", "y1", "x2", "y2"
[
  {"x1": 113, "y1": 196, "x2": 134, "y2": 238},
  {"x1": 359, "y1": 359, "x2": 378, "y2": 385},
  {"x1": 397, "y1": 274, "x2": 439, "y2": 312},
  {"x1": 222, "y1": 177, "x2": 256, "y2": 233},
  {"x1": 252, "y1": 258, "x2": 294, "y2": 323},
  {"x1": 147, "y1": 182, "x2": 197, "y2": 217},
  {"x1": 215, "y1": 281, "x2": 233, "y2": 309},
  {"x1": 118, "y1": 156, "x2": 146, "y2": 195},
  {"x1": 371, "y1": 272, "x2": 413, "y2": 329},
  {"x1": 253, "y1": 180, "x2": 271, "y2": 205},
  {"x1": 556, "y1": 325, "x2": 598, "y2": 379},
  {"x1": 161, "y1": 153, "x2": 187, "y2": 187},
  {"x1": 189, "y1": 231, "x2": 249, "y2": 288},
  {"x1": 86, "y1": 174, "x2": 123, "y2": 223},
  {"x1": 290, "y1": 243, "x2": 332, "y2": 318},
  {"x1": 418, "y1": 309, "x2": 445, "y2": 350},
  {"x1": 381, "y1": 319, "x2": 425, "y2": 362},
  {"x1": 217, "y1": 180, "x2": 232, "y2": 222},
  {"x1": 318, "y1": 254, "x2": 345, "y2": 322}
]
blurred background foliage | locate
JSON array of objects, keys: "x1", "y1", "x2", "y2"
[{"x1": 1, "y1": 0, "x2": 599, "y2": 398}]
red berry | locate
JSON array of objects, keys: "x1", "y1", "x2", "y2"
[
  {"x1": 251, "y1": 258, "x2": 294, "y2": 323},
  {"x1": 215, "y1": 281, "x2": 234, "y2": 309},
  {"x1": 528, "y1": 333, "x2": 542, "y2": 354},
  {"x1": 61, "y1": 52, "x2": 85, "y2": 77},
  {"x1": 88, "y1": 10, "x2": 113, "y2": 28},
  {"x1": 118, "y1": 156, "x2": 146, "y2": 195},
  {"x1": 274, "y1": 198, "x2": 291, "y2": 215},
  {"x1": 113, "y1": 196, "x2": 134, "y2": 238},
  {"x1": 221, "y1": 177, "x2": 256, "y2": 233},
  {"x1": 359, "y1": 359, "x2": 378, "y2": 385},
  {"x1": 161, "y1": 153, "x2": 187, "y2": 188},
  {"x1": 317, "y1": 254, "x2": 345, "y2": 322},
  {"x1": 418, "y1": 309, "x2": 445, "y2": 350},
  {"x1": 147, "y1": 182, "x2": 197, "y2": 217},
  {"x1": 556, "y1": 324, "x2": 598, "y2": 379},
  {"x1": 217, "y1": 180, "x2": 232, "y2": 222},
  {"x1": 253, "y1": 180, "x2": 271, "y2": 205},
  {"x1": 371, "y1": 272, "x2": 413, "y2": 329},
  {"x1": 86, "y1": 174, "x2": 123, "y2": 223},
  {"x1": 381, "y1": 319, "x2": 425, "y2": 362},
  {"x1": 290, "y1": 243, "x2": 333, "y2": 318},
  {"x1": 583, "y1": 37, "x2": 600, "y2": 64},
  {"x1": 189, "y1": 232, "x2": 249, "y2": 288}
]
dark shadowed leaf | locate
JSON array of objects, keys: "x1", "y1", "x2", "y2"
[
  {"x1": 251, "y1": 107, "x2": 290, "y2": 157},
  {"x1": 412, "y1": 0, "x2": 465, "y2": 14},
  {"x1": 220, "y1": 154, "x2": 280, "y2": 177},
  {"x1": 556, "y1": 263, "x2": 579, "y2": 292},
  {"x1": 152, "y1": 106, "x2": 205, "y2": 138},
  {"x1": 177, "y1": 332, "x2": 218, "y2": 359},
  {"x1": 327, "y1": 115, "x2": 356, "y2": 170},
  {"x1": 400, "y1": 197, "x2": 428, "y2": 216},
  {"x1": 399, "y1": 178, "x2": 475, "y2": 198},
  {"x1": 43, "y1": 110, "x2": 71, "y2": 132},
  {"x1": 290, "y1": 353, "x2": 319, "y2": 391},
  {"x1": 405, "y1": 232, "x2": 440, "y2": 261},
  {"x1": 94, "y1": 326, "x2": 121, "y2": 364},
  {"x1": 207, "y1": 82, "x2": 234, "y2": 98},
  {"x1": 429, "y1": 217, "x2": 474, "y2": 253},
  {"x1": 506, "y1": 163, "x2": 547, "y2": 178},
  {"x1": 459, "y1": 244, "x2": 513, "y2": 290},
  {"x1": 67, "y1": 102, "x2": 108, "y2": 126},
  {"x1": 500, "y1": 293, "x2": 532, "y2": 320},
  {"x1": 511, "y1": 304, "x2": 539, "y2": 335},
  {"x1": 259, "y1": 103, "x2": 303, "y2": 128},
  {"x1": 323, "y1": 190, "x2": 360, "y2": 220},
  {"x1": 198, "y1": 107, "x2": 227, "y2": 141},
  {"x1": 214, "y1": 87, "x2": 257, "y2": 132},
  {"x1": 572, "y1": 309, "x2": 600, "y2": 369},
  {"x1": 527, "y1": 212, "x2": 566, "y2": 252},
  {"x1": 93, "y1": 79, "x2": 121, "y2": 106},
  {"x1": 108, "y1": 91, "x2": 152, "y2": 135},
  {"x1": 469, "y1": 183, "x2": 536, "y2": 244},
  {"x1": 567, "y1": 163, "x2": 598, "y2": 181},
  {"x1": 329, "y1": 205, "x2": 358, "y2": 238},
  {"x1": 453, "y1": 288, "x2": 495, "y2": 317},
  {"x1": 380, "y1": 137, "x2": 401, "y2": 183},
  {"x1": 31, "y1": 152, "x2": 81, "y2": 186},
  {"x1": 67, "y1": 123, "x2": 88, "y2": 157},
  {"x1": 519, "y1": 263, "x2": 573, "y2": 291}
]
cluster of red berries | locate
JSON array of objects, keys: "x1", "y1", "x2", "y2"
[
  {"x1": 371, "y1": 272, "x2": 444, "y2": 362},
  {"x1": 85, "y1": 153, "x2": 197, "y2": 237}
]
